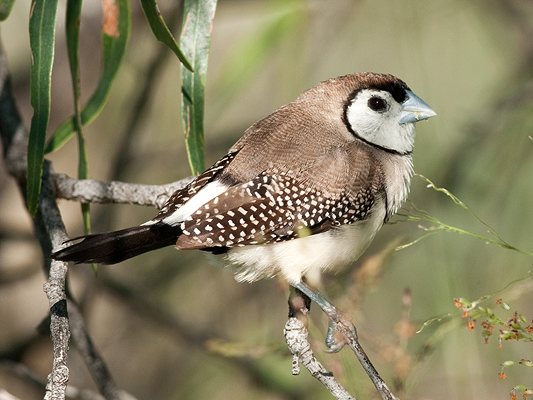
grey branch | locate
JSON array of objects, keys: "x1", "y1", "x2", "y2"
[
  {"x1": 0, "y1": 40, "x2": 137, "y2": 400},
  {"x1": 2, "y1": 101, "x2": 70, "y2": 400},
  {"x1": 285, "y1": 314, "x2": 400, "y2": 400},
  {"x1": 330, "y1": 315, "x2": 400, "y2": 400},
  {"x1": 67, "y1": 299, "x2": 139, "y2": 400},
  {"x1": 0, "y1": 360, "x2": 110, "y2": 400},
  {"x1": 0, "y1": 41, "x2": 69, "y2": 400},
  {"x1": 289, "y1": 282, "x2": 399, "y2": 400},
  {"x1": 284, "y1": 318, "x2": 356, "y2": 400},
  {"x1": 52, "y1": 173, "x2": 194, "y2": 209}
]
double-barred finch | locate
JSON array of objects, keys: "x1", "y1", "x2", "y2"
[{"x1": 52, "y1": 72, "x2": 435, "y2": 344}]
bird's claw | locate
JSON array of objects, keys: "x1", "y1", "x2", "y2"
[{"x1": 324, "y1": 319, "x2": 357, "y2": 353}]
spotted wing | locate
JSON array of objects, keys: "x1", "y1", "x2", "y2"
[
  {"x1": 175, "y1": 170, "x2": 378, "y2": 250},
  {"x1": 154, "y1": 152, "x2": 237, "y2": 221}
]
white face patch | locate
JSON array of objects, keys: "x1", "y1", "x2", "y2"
[{"x1": 345, "y1": 89, "x2": 415, "y2": 154}]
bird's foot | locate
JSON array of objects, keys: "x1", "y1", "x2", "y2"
[
  {"x1": 290, "y1": 280, "x2": 357, "y2": 352},
  {"x1": 324, "y1": 317, "x2": 358, "y2": 353}
]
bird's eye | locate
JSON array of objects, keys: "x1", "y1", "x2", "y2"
[{"x1": 367, "y1": 96, "x2": 387, "y2": 112}]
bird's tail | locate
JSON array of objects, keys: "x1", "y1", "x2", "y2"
[{"x1": 51, "y1": 222, "x2": 180, "y2": 265}]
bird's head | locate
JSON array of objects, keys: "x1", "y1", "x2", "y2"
[{"x1": 342, "y1": 73, "x2": 436, "y2": 155}]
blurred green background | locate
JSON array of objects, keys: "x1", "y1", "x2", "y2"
[{"x1": 1, "y1": 0, "x2": 533, "y2": 399}]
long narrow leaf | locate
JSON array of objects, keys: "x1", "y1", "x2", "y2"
[
  {"x1": 44, "y1": 0, "x2": 131, "y2": 154},
  {"x1": 27, "y1": 0, "x2": 59, "y2": 215},
  {"x1": 394, "y1": 176, "x2": 533, "y2": 256},
  {"x1": 66, "y1": 0, "x2": 95, "y2": 271},
  {"x1": 0, "y1": 0, "x2": 15, "y2": 20},
  {"x1": 65, "y1": 0, "x2": 89, "y2": 191},
  {"x1": 66, "y1": 0, "x2": 82, "y2": 114},
  {"x1": 180, "y1": 0, "x2": 217, "y2": 175},
  {"x1": 65, "y1": 0, "x2": 85, "y2": 179},
  {"x1": 140, "y1": 0, "x2": 193, "y2": 72}
]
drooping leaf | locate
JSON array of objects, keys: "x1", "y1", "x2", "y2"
[
  {"x1": 65, "y1": 0, "x2": 84, "y2": 165},
  {"x1": 0, "y1": 0, "x2": 15, "y2": 20},
  {"x1": 180, "y1": 0, "x2": 217, "y2": 175},
  {"x1": 140, "y1": 0, "x2": 193, "y2": 71},
  {"x1": 66, "y1": 0, "x2": 96, "y2": 271},
  {"x1": 44, "y1": 0, "x2": 131, "y2": 154},
  {"x1": 65, "y1": 0, "x2": 89, "y2": 188},
  {"x1": 27, "y1": 0, "x2": 59, "y2": 215}
]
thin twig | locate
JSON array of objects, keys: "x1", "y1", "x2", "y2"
[
  {"x1": 1, "y1": 359, "x2": 117, "y2": 400},
  {"x1": 290, "y1": 282, "x2": 400, "y2": 399},
  {"x1": 0, "y1": 39, "x2": 71, "y2": 400},
  {"x1": 67, "y1": 299, "x2": 138, "y2": 400},
  {"x1": 330, "y1": 315, "x2": 399, "y2": 400},
  {"x1": 52, "y1": 173, "x2": 194, "y2": 209},
  {"x1": 286, "y1": 287, "x2": 356, "y2": 399},
  {"x1": 284, "y1": 318, "x2": 356, "y2": 400},
  {"x1": 0, "y1": 38, "x2": 136, "y2": 400}
]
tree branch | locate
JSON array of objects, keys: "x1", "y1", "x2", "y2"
[
  {"x1": 1, "y1": 359, "x2": 119, "y2": 400},
  {"x1": 0, "y1": 39, "x2": 137, "y2": 400},
  {"x1": 287, "y1": 286, "x2": 399, "y2": 400},
  {"x1": 66, "y1": 299, "x2": 138, "y2": 400},
  {"x1": 0, "y1": 39, "x2": 70, "y2": 400},
  {"x1": 286, "y1": 288, "x2": 357, "y2": 399},
  {"x1": 52, "y1": 173, "x2": 193, "y2": 209},
  {"x1": 321, "y1": 310, "x2": 400, "y2": 400},
  {"x1": 284, "y1": 318, "x2": 356, "y2": 400}
]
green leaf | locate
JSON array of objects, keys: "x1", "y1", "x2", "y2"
[
  {"x1": 394, "y1": 175, "x2": 533, "y2": 256},
  {"x1": 27, "y1": 0, "x2": 59, "y2": 216},
  {"x1": 180, "y1": 0, "x2": 217, "y2": 176},
  {"x1": 0, "y1": 0, "x2": 15, "y2": 20},
  {"x1": 44, "y1": 0, "x2": 131, "y2": 154},
  {"x1": 66, "y1": 0, "x2": 95, "y2": 271},
  {"x1": 139, "y1": 0, "x2": 193, "y2": 71},
  {"x1": 65, "y1": 0, "x2": 83, "y2": 140},
  {"x1": 65, "y1": 0, "x2": 89, "y2": 183}
]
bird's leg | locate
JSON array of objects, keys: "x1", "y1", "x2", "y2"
[
  {"x1": 291, "y1": 280, "x2": 357, "y2": 352},
  {"x1": 288, "y1": 285, "x2": 312, "y2": 319}
]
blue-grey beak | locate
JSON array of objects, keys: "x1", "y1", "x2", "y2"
[{"x1": 399, "y1": 90, "x2": 436, "y2": 124}]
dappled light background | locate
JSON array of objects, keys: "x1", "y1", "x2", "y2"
[{"x1": 1, "y1": 0, "x2": 533, "y2": 399}]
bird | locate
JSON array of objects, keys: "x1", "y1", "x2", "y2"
[{"x1": 52, "y1": 72, "x2": 435, "y2": 348}]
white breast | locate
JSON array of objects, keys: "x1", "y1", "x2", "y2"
[
  {"x1": 382, "y1": 154, "x2": 413, "y2": 216},
  {"x1": 222, "y1": 197, "x2": 387, "y2": 284}
]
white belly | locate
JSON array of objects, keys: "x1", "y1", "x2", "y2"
[{"x1": 222, "y1": 198, "x2": 386, "y2": 284}]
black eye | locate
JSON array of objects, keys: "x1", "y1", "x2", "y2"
[{"x1": 368, "y1": 96, "x2": 387, "y2": 112}]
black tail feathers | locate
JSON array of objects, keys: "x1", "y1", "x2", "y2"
[{"x1": 51, "y1": 222, "x2": 180, "y2": 265}]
